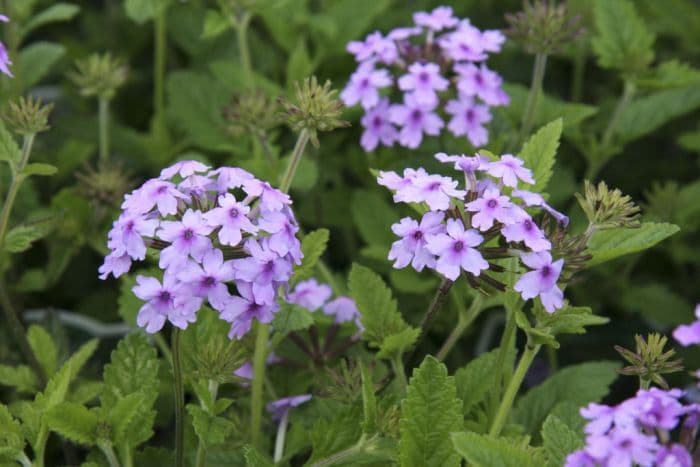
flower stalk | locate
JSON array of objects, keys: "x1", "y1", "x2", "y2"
[
  {"x1": 436, "y1": 293, "x2": 484, "y2": 361},
  {"x1": 517, "y1": 52, "x2": 548, "y2": 147},
  {"x1": 171, "y1": 328, "x2": 185, "y2": 467},
  {"x1": 99, "y1": 97, "x2": 110, "y2": 164},
  {"x1": 153, "y1": 8, "x2": 167, "y2": 137},
  {"x1": 250, "y1": 322, "x2": 270, "y2": 448}
]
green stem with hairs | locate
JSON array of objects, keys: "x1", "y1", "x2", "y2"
[
  {"x1": 250, "y1": 322, "x2": 270, "y2": 448},
  {"x1": 171, "y1": 329, "x2": 184, "y2": 467},
  {"x1": 436, "y1": 294, "x2": 484, "y2": 361},
  {"x1": 153, "y1": 8, "x2": 167, "y2": 136},
  {"x1": 195, "y1": 380, "x2": 219, "y2": 467},
  {"x1": 489, "y1": 342, "x2": 541, "y2": 437},
  {"x1": 97, "y1": 441, "x2": 121, "y2": 467},
  {"x1": 279, "y1": 129, "x2": 310, "y2": 193},
  {"x1": 391, "y1": 354, "x2": 407, "y2": 391},
  {"x1": 516, "y1": 53, "x2": 548, "y2": 149},
  {"x1": 98, "y1": 97, "x2": 110, "y2": 165},
  {"x1": 234, "y1": 11, "x2": 253, "y2": 87}
]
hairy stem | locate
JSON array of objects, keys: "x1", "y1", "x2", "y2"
[
  {"x1": 273, "y1": 409, "x2": 289, "y2": 463},
  {"x1": 171, "y1": 329, "x2": 184, "y2": 467},
  {"x1": 279, "y1": 129, "x2": 310, "y2": 193},
  {"x1": 406, "y1": 278, "x2": 454, "y2": 363},
  {"x1": 0, "y1": 134, "x2": 35, "y2": 243},
  {"x1": 195, "y1": 380, "x2": 219, "y2": 467},
  {"x1": 517, "y1": 53, "x2": 548, "y2": 148},
  {"x1": 489, "y1": 342, "x2": 541, "y2": 437},
  {"x1": 601, "y1": 80, "x2": 636, "y2": 149},
  {"x1": 153, "y1": 8, "x2": 167, "y2": 135},
  {"x1": 436, "y1": 294, "x2": 484, "y2": 361},
  {"x1": 251, "y1": 322, "x2": 270, "y2": 448},
  {"x1": 98, "y1": 441, "x2": 122, "y2": 467},
  {"x1": 391, "y1": 354, "x2": 407, "y2": 391},
  {"x1": 493, "y1": 307, "x2": 517, "y2": 390},
  {"x1": 98, "y1": 97, "x2": 110, "y2": 165},
  {"x1": 234, "y1": 11, "x2": 253, "y2": 87}
]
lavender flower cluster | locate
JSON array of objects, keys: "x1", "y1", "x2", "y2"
[
  {"x1": 287, "y1": 278, "x2": 362, "y2": 331},
  {"x1": 99, "y1": 160, "x2": 303, "y2": 339},
  {"x1": 566, "y1": 388, "x2": 700, "y2": 467},
  {"x1": 379, "y1": 152, "x2": 568, "y2": 312},
  {"x1": 0, "y1": 14, "x2": 12, "y2": 77},
  {"x1": 341, "y1": 6, "x2": 508, "y2": 152}
]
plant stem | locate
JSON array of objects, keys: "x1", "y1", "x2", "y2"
[
  {"x1": 98, "y1": 441, "x2": 122, "y2": 467},
  {"x1": 195, "y1": 380, "x2": 219, "y2": 467},
  {"x1": 600, "y1": 80, "x2": 636, "y2": 149},
  {"x1": 273, "y1": 409, "x2": 289, "y2": 463},
  {"x1": 234, "y1": 11, "x2": 253, "y2": 87},
  {"x1": 493, "y1": 307, "x2": 517, "y2": 389},
  {"x1": 171, "y1": 329, "x2": 184, "y2": 467},
  {"x1": 34, "y1": 425, "x2": 49, "y2": 467},
  {"x1": 17, "y1": 452, "x2": 31, "y2": 467},
  {"x1": 250, "y1": 322, "x2": 270, "y2": 449},
  {"x1": 517, "y1": 53, "x2": 548, "y2": 148},
  {"x1": 0, "y1": 134, "x2": 35, "y2": 244},
  {"x1": 309, "y1": 437, "x2": 369, "y2": 467},
  {"x1": 406, "y1": 278, "x2": 453, "y2": 364},
  {"x1": 154, "y1": 333, "x2": 173, "y2": 365},
  {"x1": 436, "y1": 294, "x2": 484, "y2": 361},
  {"x1": 391, "y1": 354, "x2": 407, "y2": 391},
  {"x1": 98, "y1": 97, "x2": 110, "y2": 165},
  {"x1": 279, "y1": 129, "x2": 309, "y2": 193},
  {"x1": 489, "y1": 342, "x2": 541, "y2": 437},
  {"x1": 153, "y1": 8, "x2": 167, "y2": 135}
]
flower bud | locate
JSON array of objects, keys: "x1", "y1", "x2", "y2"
[
  {"x1": 615, "y1": 333, "x2": 684, "y2": 389},
  {"x1": 505, "y1": 0, "x2": 585, "y2": 55},
  {"x1": 576, "y1": 180, "x2": 641, "y2": 231},
  {"x1": 75, "y1": 162, "x2": 134, "y2": 208},
  {"x1": 3, "y1": 95, "x2": 53, "y2": 135},
  {"x1": 67, "y1": 53, "x2": 128, "y2": 100},
  {"x1": 222, "y1": 89, "x2": 278, "y2": 137}
]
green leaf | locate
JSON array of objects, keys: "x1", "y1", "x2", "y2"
[
  {"x1": 351, "y1": 189, "x2": 400, "y2": 247},
  {"x1": 272, "y1": 304, "x2": 314, "y2": 333},
  {"x1": 636, "y1": 60, "x2": 700, "y2": 89},
  {"x1": 541, "y1": 415, "x2": 584, "y2": 467},
  {"x1": 64, "y1": 339, "x2": 99, "y2": 382},
  {"x1": 292, "y1": 228, "x2": 329, "y2": 286},
  {"x1": 376, "y1": 327, "x2": 420, "y2": 360},
  {"x1": 519, "y1": 118, "x2": 562, "y2": 193},
  {"x1": 537, "y1": 306, "x2": 609, "y2": 338},
  {"x1": 399, "y1": 356, "x2": 462, "y2": 467},
  {"x1": 587, "y1": 222, "x2": 680, "y2": 266},
  {"x1": 0, "y1": 365, "x2": 38, "y2": 393},
  {"x1": 37, "y1": 360, "x2": 74, "y2": 410},
  {"x1": 243, "y1": 445, "x2": 274, "y2": 467},
  {"x1": 307, "y1": 404, "x2": 363, "y2": 464},
  {"x1": 27, "y1": 325, "x2": 57, "y2": 376},
  {"x1": 348, "y1": 264, "x2": 408, "y2": 348},
  {"x1": 45, "y1": 402, "x2": 98, "y2": 446},
  {"x1": 286, "y1": 40, "x2": 314, "y2": 89},
  {"x1": 451, "y1": 432, "x2": 544, "y2": 467},
  {"x1": 124, "y1": 0, "x2": 168, "y2": 24},
  {"x1": 117, "y1": 275, "x2": 140, "y2": 326},
  {"x1": 17, "y1": 42, "x2": 66, "y2": 90},
  {"x1": 102, "y1": 333, "x2": 159, "y2": 406},
  {"x1": 592, "y1": 0, "x2": 655, "y2": 74},
  {"x1": 3, "y1": 221, "x2": 54, "y2": 253},
  {"x1": 188, "y1": 405, "x2": 236, "y2": 447},
  {"x1": 514, "y1": 361, "x2": 619, "y2": 435},
  {"x1": 108, "y1": 391, "x2": 148, "y2": 446},
  {"x1": 0, "y1": 403, "x2": 24, "y2": 461},
  {"x1": 21, "y1": 163, "x2": 57, "y2": 177},
  {"x1": 201, "y1": 9, "x2": 230, "y2": 39},
  {"x1": 21, "y1": 3, "x2": 80, "y2": 37},
  {"x1": 0, "y1": 120, "x2": 21, "y2": 168},
  {"x1": 359, "y1": 361, "x2": 377, "y2": 436},
  {"x1": 621, "y1": 284, "x2": 692, "y2": 326},
  {"x1": 454, "y1": 348, "x2": 500, "y2": 415}
]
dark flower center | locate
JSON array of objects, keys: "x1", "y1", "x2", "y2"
[
  {"x1": 487, "y1": 199, "x2": 497, "y2": 208},
  {"x1": 465, "y1": 109, "x2": 474, "y2": 121},
  {"x1": 360, "y1": 78, "x2": 369, "y2": 88},
  {"x1": 158, "y1": 290, "x2": 172, "y2": 302},
  {"x1": 541, "y1": 265, "x2": 551, "y2": 278},
  {"x1": 229, "y1": 208, "x2": 239, "y2": 218},
  {"x1": 372, "y1": 116, "x2": 383, "y2": 128},
  {"x1": 125, "y1": 220, "x2": 135, "y2": 232},
  {"x1": 454, "y1": 240, "x2": 464, "y2": 252},
  {"x1": 264, "y1": 260, "x2": 275, "y2": 272},
  {"x1": 413, "y1": 230, "x2": 423, "y2": 240},
  {"x1": 410, "y1": 109, "x2": 423, "y2": 122},
  {"x1": 428, "y1": 181, "x2": 441, "y2": 191},
  {"x1": 523, "y1": 220, "x2": 533, "y2": 231},
  {"x1": 157, "y1": 185, "x2": 168, "y2": 194},
  {"x1": 183, "y1": 228, "x2": 194, "y2": 240},
  {"x1": 418, "y1": 71, "x2": 430, "y2": 83},
  {"x1": 203, "y1": 276, "x2": 216, "y2": 287}
]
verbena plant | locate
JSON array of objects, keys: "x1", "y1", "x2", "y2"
[{"x1": 0, "y1": 1, "x2": 699, "y2": 466}]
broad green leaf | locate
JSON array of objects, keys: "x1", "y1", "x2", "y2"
[
  {"x1": 102, "y1": 333, "x2": 159, "y2": 407},
  {"x1": 307, "y1": 404, "x2": 362, "y2": 464},
  {"x1": 0, "y1": 120, "x2": 21, "y2": 167},
  {"x1": 0, "y1": 403, "x2": 24, "y2": 461},
  {"x1": 108, "y1": 391, "x2": 148, "y2": 446},
  {"x1": 37, "y1": 360, "x2": 74, "y2": 411},
  {"x1": 592, "y1": 0, "x2": 655, "y2": 74},
  {"x1": 587, "y1": 222, "x2": 680, "y2": 266},
  {"x1": 536, "y1": 306, "x2": 609, "y2": 338},
  {"x1": 519, "y1": 118, "x2": 562, "y2": 193},
  {"x1": 17, "y1": 42, "x2": 65, "y2": 90},
  {"x1": 27, "y1": 325, "x2": 57, "y2": 376},
  {"x1": 45, "y1": 402, "x2": 98, "y2": 446},
  {"x1": 69, "y1": 380, "x2": 103, "y2": 405},
  {"x1": 351, "y1": 189, "x2": 401, "y2": 247},
  {"x1": 201, "y1": 9, "x2": 230, "y2": 39},
  {"x1": 399, "y1": 356, "x2": 462, "y2": 467},
  {"x1": 272, "y1": 304, "x2": 314, "y2": 333},
  {"x1": 348, "y1": 264, "x2": 407, "y2": 347},
  {"x1": 21, "y1": 163, "x2": 57, "y2": 177},
  {"x1": 451, "y1": 432, "x2": 544, "y2": 467},
  {"x1": 292, "y1": 228, "x2": 329, "y2": 286},
  {"x1": 21, "y1": 3, "x2": 80, "y2": 37},
  {"x1": 124, "y1": 0, "x2": 168, "y2": 24},
  {"x1": 286, "y1": 40, "x2": 314, "y2": 89},
  {"x1": 3, "y1": 221, "x2": 54, "y2": 253},
  {"x1": 376, "y1": 327, "x2": 420, "y2": 360},
  {"x1": 621, "y1": 284, "x2": 692, "y2": 326},
  {"x1": 0, "y1": 365, "x2": 38, "y2": 394},
  {"x1": 454, "y1": 348, "x2": 499, "y2": 415},
  {"x1": 541, "y1": 415, "x2": 584, "y2": 467},
  {"x1": 514, "y1": 361, "x2": 619, "y2": 435},
  {"x1": 636, "y1": 60, "x2": 700, "y2": 89},
  {"x1": 188, "y1": 405, "x2": 236, "y2": 446},
  {"x1": 64, "y1": 339, "x2": 99, "y2": 382},
  {"x1": 244, "y1": 445, "x2": 274, "y2": 467}
]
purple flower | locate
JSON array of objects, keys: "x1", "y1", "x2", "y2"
[
  {"x1": 256, "y1": 209, "x2": 302, "y2": 262},
  {"x1": 445, "y1": 97, "x2": 492, "y2": 147},
  {"x1": 204, "y1": 193, "x2": 257, "y2": 246},
  {"x1": 98, "y1": 252, "x2": 132, "y2": 280},
  {"x1": 233, "y1": 238, "x2": 293, "y2": 305},
  {"x1": 360, "y1": 98, "x2": 398, "y2": 151},
  {"x1": 486, "y1": 154, "x2": 535, "y2": 187},
  {"x1": 133, "y1": 274, "x2": 202, "y2": 333},
  {"x1": 455, "y1": 63, "x2": 509, "y2": 106},
  {"x1": 398, "y1": 62, "x2": 449, "y2": 106},
  {"x1": 0, "y1": 14, "x2": 12, "y2": 78},
  {"x1": 438, "y1": 20, "x2": 488, "y2": 62},
  {"x1": 586, "y1": 427, "x2": 659, "y2": 467},
  {"x1": 513, "y1": 189, "x2": 570, "y2": 226},
  {"x1": 426, "y1": 218, "x2": 488, "y2": 280},
  {"x1": 266, "y1": 395, "x2": 312, "y2": 421},
  {"x1": 390, "y1": 94, "x2": 444, "y2": 149},
  {"x1": 160, "y1": 160, "x2": 210, "y2": 180},
  {"x1": 177, "y1": 249, "x2": 234, "y2": 311},
  {"x1": 395, "y1": 172, "x2": 466, "y2": 211},
  {"x1": 413, "y1": 6, "x2": 458, "y2": 31},
  {"x1": 481, "y1": 29, "x2": 506, "y2": 53},
  {"x1": 388, "y1": 212, "x2": 444, "y2": 271},
  {"x1": 465, "y1": 188, "x2": 517, "y2": 230},
  {"x1": 627, "y1": 388, "x2": 685, "y2": 430},
  {"x1": 514, "y1": 251, "x2": 564, "y2": 313},
  {"x1": 122, "y1": 179, "x2": 188, "y2": 216},
  {"x1": 656, "y1": 444, "x2": 693, "y2": 467},
  {"x1": 288, "y1": 279, "x2": 332, "y2": 312},
  {"x1": 673, "y1": 304, "x2": 700, "y2": 346},
  {"x1": 242, "y1": 180, "x2": 291, "y2": 212},
  {"x1": 564, "y1": 450, "x2": 596, "y2": 467},
  {"x1": 106, "y1": 213, "x2": 159, "y2": 260},
  {"x1": 435, "y1": 152, "x2": 488, "y2": 174},
  {"x1": 323, "y1": 297, "x2": 361, "y2": 327},
  {"x1": 210, "y1": 167, "x2": 255, "y2": 192},
  {"x1": 222, "y1": 282, "x2": 279, "y2": 339},
  {"x1": 501, "y1": 215, "x2": 552, "y2": 252},
  {"x1": 341, "y1": 63, "x2": 392, "y2": 109},
  {"x1": 347, "y1": 31, "x2": 397, "y2": 64},
  {"x1": 377, "y1": 167, "x2": 428, "y2": 192},
  {"x1": 234, "y1": 362, "x2": 253, "y2": 381},
  {"x1": 157, "y1": 209, "x2": 214, "y2": 269}
]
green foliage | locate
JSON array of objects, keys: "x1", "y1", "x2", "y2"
[
  {"x1": 26, "y1": 326, "x2": 57, "y2": 376},
  {"x1": 3, "y1": 221, "x2": 53, "y2": 253},
  {"x1": 21, "y1": 3, "x2": 80, "y2": 38},
  {"x1": 519, "y1": 118, "x2": 562, "y2": 193},
  {"x1": 0, "y1": 120, "x2": 21, "y2": 168},
  {"x1": 273, "y1": 304, "x2": 314, "y2": 333},
  {"x1": 454, "y1": 349, "x2": 500, "y2": 415},
  {"x1": 292, "y1": 228, "x2": 329, "y2": 286},
  {"x1": 451, "y1": 432, "x2": 545, "y2": 467},
  {"x1": 17, "y1": 42, "x2": 65, "y2": 90},
  {"x1": 399, "y1": 356, "x2": 462, "y2": 467},
  {"x1": 587, "y1": 222, "x2": 680, "y2": 266},
  {"x1": 188, "y1": 404, "x2": 236, "y2": 447},
  {"x1": 124, "y1": 0, "x2": 169, "y2": 24},
  {"x1": 541, "y1": 415, "x2": 584, "y2": 467},
  {"x1": 0, "y1": 365, "x2": 38, "y2": 394},
  {"x1": 45, "y1": 402, "x2": 99, "y2": 446}
]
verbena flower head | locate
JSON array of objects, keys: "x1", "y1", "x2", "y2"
[
  {"x1": 287, "y1": 279, "x2": 363, "y2": 331},
  {"x1": 99, "y1": 160, "x2": 303, "y2": 339},
  {"x1": 0, "y1": 14, "x2": 12, "y2": 77},
  {"x1": 342, "y1": 6, "x2": 509, "y2": 152},
  {"x1": 673, "y1": 304, "x2": 700, "y2": 347},
  {"x1": 379, "y1": 151, "x2": 569, "y2": 313},
  {"x1": 566, "y1": 388, "x2": 698, "y2": 467}
]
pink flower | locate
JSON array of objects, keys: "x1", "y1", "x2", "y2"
[
  {"x1": 266, "y1": 394, "x2": 312, "y2": 421},
  {"x1": 360, "y1": 98, "x2": 398, "y2": 151},
  {"x1": 398, "y1": 62, "x2": 449, "y2": 106},
  {"x1": 222, "y1": 282, "x2": 279, "y2": 339},
  {"x1": 455, "y1": 63, "x2": 509, "y2": 106},
  {"x1": 133, "y1": 274, "x2": 202, "y2": 333},
  {"x1": 159, "y1": 160, "x2": 210, "y2": 180},
  {"x1": 486, "y1": 154, "x2": 535, "y2": 187},
  {"x1": 512, "y1": 189, "x2": 570, "y2": 226},
  {"x1": 204, "y1": 193, "x2": 257, "y2": 246},
  {"x1": 465, "y1": 188, "x2": 517, "y2": 230},
  {"x1": 346, "y1": 31, "x2": 397, "y2": 64},
  {"x1": 438, "y1": 20, "x2": 488, "y2": 62},
  {"x1": 388, "y1": 212, "x2": 444, "y2": 271},
  {"x1": 426, "y1": 218, "x2": 488, "y2": 280},
  {"x1": 106, "y1": 213, "x2": 159, "y2": 260},
  {"x1": 445, "y1": 97, "x2": 492, "y2": 147},
  {"x1": 157, "y1": 209, "x2": 214, "y2": 269},
  {"x1": 0, "y1": 14, "x2": 12, "y2": 77},
  {"x1": 341, "y1": 63, "x2": 392, "y2": 109},
  {"x1": 122, "y1": 179, "x2": 189, "y2": 216},
  {"x1": 514, "y1": 251, "x2": 564, "y2": 313},
  {"x1": 323, "y1": 297, "x2": 361, "y2": 327},
  {"x1": 672, "y1": 304, "x2": 700, "y2": 346},
  {"x1": 177, "y1": 249, "x2": 235, "y2": 311},
  {"x1": 288, "y1": 279, "x2": 332, "y2": 312},
  {"x1": 413, "y1": 6, "x2": 458, "y2": 31},
  {"x1": 501, "y1": 215, "x2": 551, "y2": 252},
  {"x1": 395, "y1": 173, "x2": 466, "y2": 211},
  {"x1": 390, "y1": 94, "x2": 444, "y2": 149}
]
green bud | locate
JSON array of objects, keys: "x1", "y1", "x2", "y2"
[
  {"x1": 615, "y1": 333, "x2": 684, "y2": 389},
  {"x1": 75, "y1": 162, "x2": 134, "y2": 209},
  {"x1": 67, "y1": 53, "x2": 128, "y2": 100},
  {"x1": 575, "y1": 180, "x2": 641, "y2": 231},
  {"x1": 3, "y1": 96, "x2": 53, "y2": 135},
  {"x1": 278, "y1": 76, "x2": 350, "y2": 148},
  {"x1": 222, "y1": 89, "x2": 278, "y2": 137},
  {"x1": 505, "y1": 0, "x2": 585, "y2": 55},
  {"x1": 542, "y1": 216, "x2": 592, "y2": 279}
]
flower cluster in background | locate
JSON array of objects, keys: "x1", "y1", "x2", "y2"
[
  {"x1": 287, "y1": 278, "x2": 363, "y2": 331},
  {"x1": 341, "y1": 6, "x2": 509, "y2": 151},
  {"x1": 673, "y1": 304, "x2": 700, "y2": 347},
  {"x1": 99, "y1": 160, "x2": 303, "y2": 339},
  {"x1": 379, "y1": 151, "x2": 568, "y2": 312},
  {"x1": 566, "y1": 388, "x2": 700, "y2": 467},
  {"x1": 0, "y1": 14, "x2": 12, "y2": 77}
]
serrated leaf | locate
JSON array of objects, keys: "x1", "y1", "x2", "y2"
[
  {"x1": 45, "y1": 402, "x2": 98, "y2": 446},
  {"x1": 21, "y1": 163, "x2": 57, "y2": 177},
  {"x1": 451, "y1": 432, "x2": 544, "y2": 467},
  {"x1": 102, "y1": 333, "x2": 159, "y2": 406},
  {"x1": 538, "y1": 306, "x2": 609, "y2": 337},
  {"x1": 4, "y1": 222, "x2": 53, "y2": 253},
  {"x1": 201, "y1": 9, "x2": 230, "y2": 39},
  {"x1": 0, "y1": 403, "x2": 25, "y2": 460},
  {"x1": 108, "y1": 391, "x2": 148, "y2": 446},
  {"x1": 636, "y1": 60, "x2": 700, "y2": 89},
  {"x1": 348, "y1": 264, "x2": 407, "y2": 348},
  {"x1": 0, "y1": 365, "x2": 38, "y2": 394},
  {"x1": 64, "y1": 339, "x2": 99, "y2": 382},
  {"x1": 27, "y1": 325, "x2": 57, "y2": 376},
  {"x1": 272, "y1": 304, "x2": 314, "y2": 333},
  {"x1": 307, "y1": 404, "x2": 363, "y2": 464},
  {"x1": 520, "y1": 119, "x2": 562, "y2": 193},
  {"x1": 17, "y1": 42, "x2": 65, "y2": 90},
  {"x1": 69, "y1": 380, "x2": 103, "y2": 405},
  {"x1": 514, "y1": 361, "x2": 619, "y2": 435},
  {"x1": 0, "y1": 120, "x2": 21, "y2": 167},
  {"x1": 454, "y1": 348, "x2": 500, "y2": 415},
  {"x1": 243, "y1": 445, "x2": 274, "y2": 467},
  {"x1": 587, "y1": 222, "x2": 680, "y2": 266},
  {"x1": 188, "y1": 405, "x2": 236, "y2": 447},
  {"x1": 376, "y1": 327, "x2": 420, "y2": 360},
  {"x1": 541, "y1": 415, "x2": 584, "y2": 467},
  {"x1": 21, "y1": 3, "x2": 80, "y2": 37},
  {"x1": 592, "y1": 0, "x2": 655, "y2": 74},
  {"x1": 399, "y1": 356, "x2": 462, "y2": 467},
  {"x1": 292, "y1": 228, "x2": 329, "y2": 286}
]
